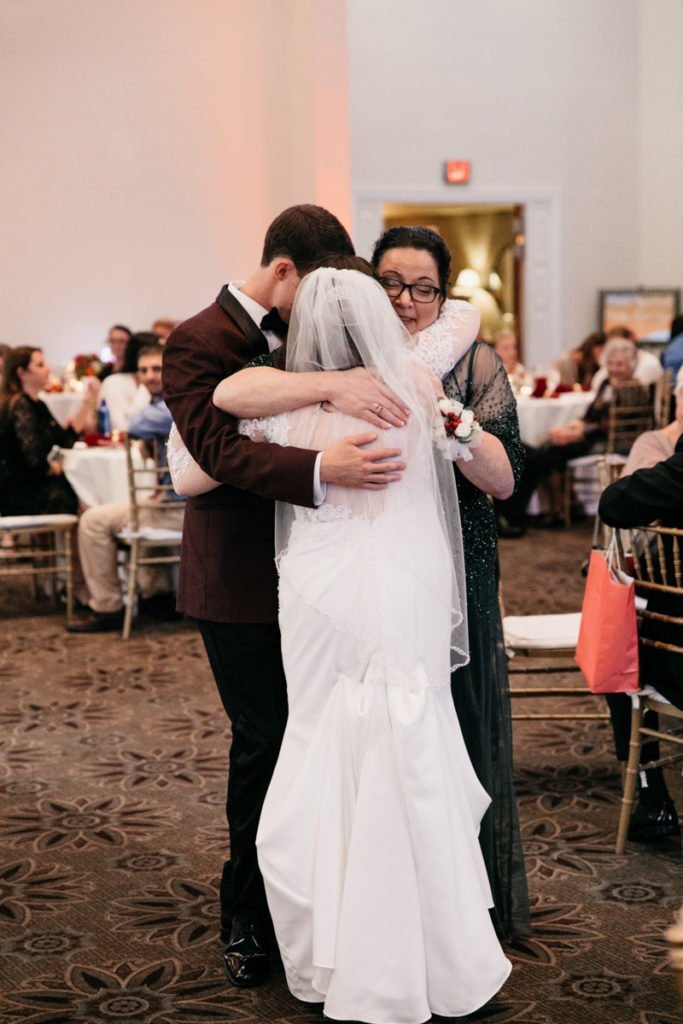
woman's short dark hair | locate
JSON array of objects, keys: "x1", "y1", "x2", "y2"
[
  {"x1": 121, "y1": 332, "x2": 161, "y2": 374},
  {"x1": 371, "y1": 226, "x2": 452, "y2": 295},
  {"x1": 261, "y1": 205, "x2": 355, "y2": 275}
]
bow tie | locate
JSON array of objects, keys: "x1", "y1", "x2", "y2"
[{"x1": 260, "y1": 308, "x2": 288, "y2": 341}]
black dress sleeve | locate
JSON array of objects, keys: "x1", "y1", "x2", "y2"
[
  {"x1": 11, "y1": 398, "x2": 78, "y2": 474},
  {"x1": 446, "y1": 342, "x2": 525, "y2": 488}
]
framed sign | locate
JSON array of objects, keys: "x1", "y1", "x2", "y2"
[{"x1": 599, "y1": 288, "x2": 681, "y2": 341}]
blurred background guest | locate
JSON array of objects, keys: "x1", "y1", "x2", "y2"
[
  {"x1": 99, "y1": 324, "x2": 132, "y2": 380},
  {"x1": 151, "y1": 317, "x2": 177, "y2": 342},
  {"x1": 661, "y1": 315, "x2": 683, "y2": 380},
  {"x1": 98, "y1": 330, "x2": 159, "y2": 431},
  {"x1": 0, "y1": 346, "x2": 98, "y2": 516},
  {"x1": 620, "y1": 365, "x2": 683, "y2": 475},
  {"x1": 553, "y1": 330, "x2": 605, "y2": 389},
  {"x1": 592, "y1": 326, "x2": 663, "y2": 389},
  {"x1": 68, "y1": 342, "x2": 183, "y2": 633},
  {"x1": 493, "y1": 329, "x2": 525, "y2": 389},
  {"x1": 520, "y1": 338, "x2": 638, "y2": 525}
]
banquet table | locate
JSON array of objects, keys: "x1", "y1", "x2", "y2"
[
  {"x1": 40, "y1": 391, "x2": 85, "y2": 427},
  {"x1": 515, "y1": 391, "x2": 595, "y2": 447},
  {"x1": 61, "y1": 446, "x2": 129, "y2": 507}
]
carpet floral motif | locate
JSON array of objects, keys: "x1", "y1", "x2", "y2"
[{"x1": 0, "y1": 526, "x2": 680, "y2": 1024}]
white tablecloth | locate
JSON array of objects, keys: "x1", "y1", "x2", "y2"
[
  {"x1": 516, "y1": 392, "x2": 595, "y2": 447},
  {"x1": 61, "y1": 447, "x2": 129, "y2": 507},
  {"x1": 40, "y1": 391, "x2": 85, "y2": 427}
]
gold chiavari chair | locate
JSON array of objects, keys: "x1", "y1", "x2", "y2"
[{"x1": 615, "y1": 524, "x2": 683, "y2": 853}]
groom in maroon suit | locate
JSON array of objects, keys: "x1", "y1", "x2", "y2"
[{"x1": 163, "y1": 205, "x2": 406, "y2": 986}]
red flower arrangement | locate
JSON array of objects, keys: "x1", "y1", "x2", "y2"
[{"x1": 72, "y1": 354, "x2": 103, "y2": 379}]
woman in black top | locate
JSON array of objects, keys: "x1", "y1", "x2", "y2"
[{"x1": 0, "y1": 347, "x2": 98, "y2": 516}]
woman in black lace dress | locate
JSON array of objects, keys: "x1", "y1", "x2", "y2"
[
  {"x1": 372, "y1": 227, "x2": 530, "y2": 940},
  {"x1": 0, "y1": 347, "x2": 98, "y2": 516}
]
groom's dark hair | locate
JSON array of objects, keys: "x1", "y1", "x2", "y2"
[{"x1": 261, "y1": 205, "x2": 355, "y2": 274}]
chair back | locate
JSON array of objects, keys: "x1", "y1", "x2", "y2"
[
  {"x1": 626, "y1": 524, "x2": 683, "y2": 658},
  {"x1": 124, "y1": 434, "x2": 181, "y2": 529},
  {"x1": 654, "y1": 369, "x2": 673, "y2": 428},
  {"x1": 607, "y1": 382, "x2": 655, "y2": 454}
]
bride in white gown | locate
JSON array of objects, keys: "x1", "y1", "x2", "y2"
[{"x1": 169, "y1": 268, "x2": 510, "y2": 1023}]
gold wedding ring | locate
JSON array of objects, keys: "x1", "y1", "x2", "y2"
[{"x1": 375, "y1": 403, "x2": 384, "y2": 416}]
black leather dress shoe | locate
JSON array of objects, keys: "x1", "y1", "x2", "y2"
[
  {"x1": 223, "y1": 922, "x2": 270, "y2": 987},
  {"x1": 627, "y1": 799, "x2": 680, "y2": 843},
  {"x1": 65, "y1": 609, "x2": 125, "y2": 633}
]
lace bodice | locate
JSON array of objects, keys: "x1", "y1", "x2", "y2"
[
  {"x1": 239, "y1": 414, "x2": 289, "y2": 447},
  {"x1": 168, "y1": 414, "x2": 290, "y2": 496},
  {"x1": 410, "y1": 299, "x2": 478, "y2": 379}
]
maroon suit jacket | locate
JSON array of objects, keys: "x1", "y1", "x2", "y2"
[{"x1": 162, "y1": 287, "x2": 318, "y2": 623}]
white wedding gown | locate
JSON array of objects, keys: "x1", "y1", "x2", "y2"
[{"x1": 245, "y1": 403, "x2": 510, "y2": 1024}]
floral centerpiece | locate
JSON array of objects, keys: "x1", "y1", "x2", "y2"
[
  {"x1": 63, "y1": 353, "x2": 103, "y2": 392},
  {"x1": 435, "y1": 397, "x2": 483, "y2": 462},
  {"x1": 72, "y1": 354, "x2": 103, "y2": 379}
]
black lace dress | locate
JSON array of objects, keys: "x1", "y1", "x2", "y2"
[
  {"x1": 443, "y1": 342, "x2": 530, "y2": 940},
  {"x1": 0, "y1": 395, "x2": 78, "y2": 516}
]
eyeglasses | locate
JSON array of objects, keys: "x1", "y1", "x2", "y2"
[{"x1": 378, "y1": 277, "x2": 442, "y2": 304}]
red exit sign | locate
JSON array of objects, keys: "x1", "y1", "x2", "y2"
[{"x1": 445, "y1": 160, "x2": 470, "y2": 184}]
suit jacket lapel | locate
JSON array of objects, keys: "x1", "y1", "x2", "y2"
[{"x1": 216, "y1": 285, "x2": 269, "y2": 359}]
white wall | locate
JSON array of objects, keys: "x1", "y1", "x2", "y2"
[
  {"x1": 0, "y1": 0, "x2": 350, "y2": 364},
  {"x1": 3, "y1": 0, "x2": 679, "y2": 367},
  {"x1": 637, "y1": 0, "x2": 683, "y2": 289},
  {"x1": 347, "y1": 0, "x2": 642, "y2": 358}
]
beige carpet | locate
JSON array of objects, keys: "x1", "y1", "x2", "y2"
[{"x1": 0, "y1": 521, "x2": 680, "y2": 1024}]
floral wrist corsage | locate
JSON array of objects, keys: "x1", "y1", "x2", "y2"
[{"x1": 436, "y1": 397, "x2": 483, "y2": 462}]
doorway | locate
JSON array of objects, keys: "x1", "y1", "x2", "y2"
[
  {"x1": 382, "y1": 202, "x2": 525, "y2": 355},
  {"x1": 353, "y1": 187, "x2": 561, "y2": 370}
]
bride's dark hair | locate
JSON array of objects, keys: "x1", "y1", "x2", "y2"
[
  {"x1": 371, "y1": 226, "x2": 452, "y2": 295},
  {"x1": 311, "y1": 254, "x2": 375, "y2": 277}
]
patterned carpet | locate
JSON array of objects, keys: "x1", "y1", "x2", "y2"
[{"x1": 0, "y1": 521, "x2": 681, "y2": 1024}]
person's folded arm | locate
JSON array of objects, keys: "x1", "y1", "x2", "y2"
[
  {"x1": 599, "y1": 448, "x2": 683, "y2": 527},
  {"x1": 213, "y1": 366, "x2": 410, "y2": 430}
]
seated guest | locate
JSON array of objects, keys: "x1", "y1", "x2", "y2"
[
  {"x1": 553, "y1": 330, "x2": 605, "y2": 389},
  {"x1": 512, "y1": 338, "x2": 638, "y2": 526},
  {"x1": 0, "y1": 346, "x2": 98, "y2": 516},
  {"x1": 99, "y1": 324, "x2": 132, "y2": 380},
  {"x1": 661, "y1": 315, "x2": 683, "y2": 380},
  {"x1": 98, "y1": 331, "x2": 159, "y2": 432},
  {"x1": 493, "y1": 329, "x2": 525, "y2": 388},
  {"x1": 67, "y1": 343, "x2": 184, "y2": 633},
  {"x1": 592, "y1": 326, "x2": 663, "y2": 390},
  {"x1": 599, "y1": 435, "x2": 683, "y2": 841},
  {"x1": 620, "y1": 365, "x2": 683, "y2": 475}
]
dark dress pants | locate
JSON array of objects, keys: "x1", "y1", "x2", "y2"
[{"x1": 198, "y1": 620, "x2": 288, "y2": 938}]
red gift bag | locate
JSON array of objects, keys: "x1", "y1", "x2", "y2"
[{"x1": 575, "y1": 542, "x2": 639, "y2": 693}]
